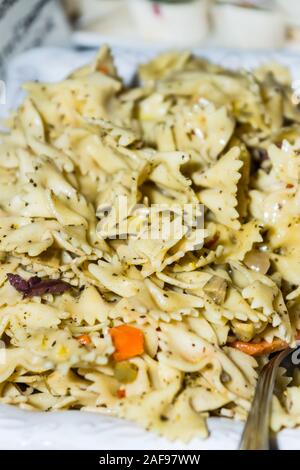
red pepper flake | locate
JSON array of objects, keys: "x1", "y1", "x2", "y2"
[
  {"x1": 204, "y1": 234, "x2": 219, "y2": 249},
  {"x1": 286, "y1": 183, "x2": 294, "y2": 189},
  {"x1": 98, "y1": 65, "x2": 109, "y2": 75},
  {"x1": 77, "y1": 334, "x2": 92, "y2": 346},
  {"x1": 117, "y1": 389, "x2": 126, "y2": 399}
]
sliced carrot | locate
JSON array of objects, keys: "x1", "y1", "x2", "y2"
[
  {"x1": 77, "y1": 334, "x2": 92, "y2": 346},
  {"x1": 117, "y1": 389, "x2": 126, "y2": 399},
  {"x1": 109, "y1": 325, "x2": 144, "y2": 362},
  {"x1": 231, "y1": 331, "x2": 300, "y2": 357}
]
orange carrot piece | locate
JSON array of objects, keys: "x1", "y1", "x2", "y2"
[
  {"x1": 231, "y1": 331, "x2": 300, "y2": 357},
  {"x1": 231, "y1": 338, "x2": 287, "y2": 356},
  {"x1": 117, "y1": 389, "x2": 126, "y2": 399},
  {"x1": 77, "y1": 334, "x2": 92, "y2": 346},
  {"x1": 109, "y1": 325, "x2": 144, "y2": 362},
  {"x1": 98, "y1": 64, "x2": 109, "y2": 75}
]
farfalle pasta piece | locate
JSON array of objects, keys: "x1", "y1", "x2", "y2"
[
  {"x1": 71, "y1": 45, "x2": 119, "y2": 80},
  {"x1": 141, "y1": 100, "x2": 235, "y2": 162},
  {"x1": 139, "y1": 92, "x2": 172, "y2": 124},
  {"x1": 24, "y1": 66, "x2": 122, "y2": 128},
  {"x1": 268, "y1": 141, "x2": 300, "y2": 185},
  {"x1": 148, "y1": 150, "x2": 193, "y2": 195},
  {"x1": 139, "y1": 50, "x2": 192, "y2": 83},
  {"x1": 145, "y1": 278, "x2": 204, "y2": 313},
  {"x1": 193, "y1": 147, "x2": 243, "y2": 229},
  {"x1": 89, "y1": 259, "x2": 143, "y2": 298},
  {"x1": 271, "y1": 386, "x2": 300, "y2": 433},
  {"x1": 57, "y1": 286, "x2": 109, "y2": 325},
  {"x1": 214, "y1": 220, "x2": 263, "y2": 263},
  {"x1": 150, "y1": 64, "x2": 268, "y2": 131},
  {"x1": 242, "y1": 281, "x2": 277, "y2": 317},
  {"x1": 0, "y1": 348, "x2": 50, "y2": 383},
  {"x1": 0, "y1": 217, "x2": 59, "y2": 256},
  {"x1": 173, "y1": 102, "x2": 235, "y2": 161},
  {"x1": 271, "y1": 253, "x2": 300, "y2": 286}
]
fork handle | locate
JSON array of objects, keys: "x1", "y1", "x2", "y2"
[{"x1": 239, "y1": 348, "x2": 292, "y2": 450}]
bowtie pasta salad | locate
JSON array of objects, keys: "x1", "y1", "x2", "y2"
[{"x1": 0, "y1": 46, "x2": 300, "y2": 441}]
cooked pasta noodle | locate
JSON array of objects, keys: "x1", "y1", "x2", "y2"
[{"x1": 0, "y1": 46, "x2": 300, "y2": 441}]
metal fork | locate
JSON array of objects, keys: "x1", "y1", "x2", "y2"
[{"x1": 239, "y1": 347, "x2": 293, "y2": 450}]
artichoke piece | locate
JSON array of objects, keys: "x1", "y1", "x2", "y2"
[
  {"x1": 203, "y1": 275, "x2": 228, "y2": 305},
  {"x1": 232, "y1": 320, "x2": 255, "y2": 342}
]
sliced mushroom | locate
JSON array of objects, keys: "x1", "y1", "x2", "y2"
[{"x1": 244, "y1": 250, "x2": 270, "y2": 274}]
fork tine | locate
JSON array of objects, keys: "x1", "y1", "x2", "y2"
[{"x1": 239, "y1": 348, "x2": 292, "y2": 450}]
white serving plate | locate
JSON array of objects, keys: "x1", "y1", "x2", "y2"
[
  {"x1": 2, "y1": 45, "x2": 300, "y2": 450},
  {"x1": 1, "y1": 403, "x2": 299, "y2": 450}
]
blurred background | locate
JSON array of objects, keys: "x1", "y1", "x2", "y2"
[
  {"x1": 1, "y1": 0, "x2": 300, "y2": 77},
  {"x1": 64, "y1": 0, "x2": 300, "y2": 50}
]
